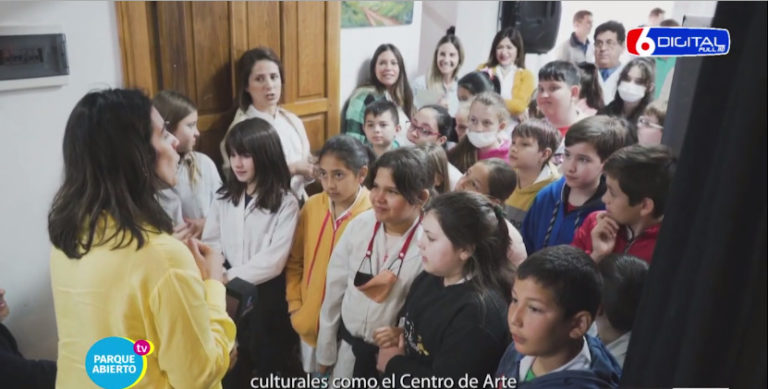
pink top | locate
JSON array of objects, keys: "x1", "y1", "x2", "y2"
[{"x1": 477, "y1": 138, "x2": 511, "y2": 162}]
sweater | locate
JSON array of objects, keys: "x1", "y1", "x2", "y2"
[
  {"x1": 495, "y1": 335, "x2": 622, "y2": 388},
  {"x1": 477, "y1": 64, "x2": 536, "y2": 116},
  {"x1": 505, "y1": 164, "x2": 561, "y2": 231},
  {"x1": 50, "y1": 216, "x2": 236, "y2": 388},
  {"x1": 572, "y1": 211, "x2": 662, "y2": 264},
  {"x1": 385, "y1": 273, "x2": 509, "y2": 383},
  {"x1": 521, "y1": 176, "x2": 606, "y2": 254},
  {"x1": 285, "y1": 189, "x2": 372, "y2": 346},
  {"x1": 342, "y1": 86, "x2": 388, "y2": 142}
]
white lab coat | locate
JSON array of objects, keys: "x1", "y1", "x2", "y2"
[
  {"x1": 316, "y1": 210, "x2": 424, "y2": 379},
  {"x1": 598, "y1": 61, "x2": 627, "y2": 106},
  {"x1": 221, "y1": 105, "x2": 312, "y2": 200},
  {"x1": 158, "y1": 151, "x2": 222, "y2": 225},
  {"x1": 202, "y1": 191, "x2": 299, "y2": 285}
]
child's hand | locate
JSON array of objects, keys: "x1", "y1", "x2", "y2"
[
  {"x1": 591, "y1": 211, "x2": 619, "y2": 262},
  {"x1": 373, "y1": 326, "x2": 404, "y2": 348},
  {"x1": 376, "y1": 333, "x2": 405, "y2": 372},
  {"x1": 184, "y1": 217, "x2": 206, "y2": 239},
  {"x1": 172, "y1": 222, "x2": 195, "y2": 241}
]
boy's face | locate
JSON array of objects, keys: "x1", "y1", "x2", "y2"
[
  {"x1": 537, "y1": 80, "x2": 578, "y2": 123},
  {"x1": 637, "y1": 114, "x2": 663, "y2": 146},
  {"x1": 509, "y1": 135, "x2": 548, "y2": 170},
  {"x1": 509, "y1": 277, "x2": 575, "y2": 357},
  {"x1": 562, "y1": 142, "x2": 604, "y2": 191},
  {"x1": 364, "y1": 111, "x2": 399, "y2": 148},
  {"x1": 602, "y1": 175, "x2": 644, "y2": 226}
]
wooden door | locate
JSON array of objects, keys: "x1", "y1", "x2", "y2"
[{"x1": 116, "y1": 1, "x2": 340, "y2": 168}]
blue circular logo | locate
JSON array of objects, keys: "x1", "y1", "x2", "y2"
[{"x1": 85, "y1": 337, "x2": 152, "y2": 389}]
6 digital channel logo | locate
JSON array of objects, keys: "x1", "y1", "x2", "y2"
[{"x1": 627, "y1": 27, "x2": 730, "y2": 57}]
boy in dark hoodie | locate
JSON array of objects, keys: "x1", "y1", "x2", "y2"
[
  {"x1": 521, "y1": 115, "x2": 631, "y2": 254},
  {"x1": 496, "y1": 245, "x2": 621, "y2": 388}
]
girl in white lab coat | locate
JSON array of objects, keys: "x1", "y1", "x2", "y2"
[
  {"x1": 203, "y1": 117, "x2": 303, "y2": 383},
  {"x1": 153, "y1": 90, "x2": 222, "y2": 239},
  {"x1": 316, "y1": 147, "x2": 433, "y2": 380}
]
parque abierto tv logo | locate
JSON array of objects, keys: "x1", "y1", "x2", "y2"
[{"x1": 627, "y1": 27, "x2": 730, "y2": 57}]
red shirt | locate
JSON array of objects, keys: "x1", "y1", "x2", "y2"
[{"x1": 571, "y1": 211, "x2": 661, "y2": 264}]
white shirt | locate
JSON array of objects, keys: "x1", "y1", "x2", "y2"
[
  {"x1": 202, "y1": 191, "x2": 299, "y2": 285},
  {"x1": 598, "y1": 61, "x2": 627, "y2": 106},
  {"x1": 411, "y1": 75, "x2": 459, "y2": 115},
  {"x1": 447, "y1": 162, "x2": 462, "y2": 191},
  {"x1": 158, "y1": 152, "x2": 222, "y2": 225},
  {"x1": 519, "y1": 336, "x2": 592, "y2": 380},
  {"x1": 316, "y1": 210, "x2": 423, "y2": 378},
  {"x1": 222, "y1": 105, "x2": 312, "y2": 199},
  {"x1": 495, "y1": 65, "x2": 518, "y2": 101},
  {"x1": 605, "y1": 331, "x2": 631, "y2": 368}
]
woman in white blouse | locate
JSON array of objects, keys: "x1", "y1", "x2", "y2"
[{"x1": 411, "y1": 27, "x2": 465, "y2": 115}]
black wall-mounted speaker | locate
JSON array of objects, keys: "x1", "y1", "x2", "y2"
[{"x1": 500, "y1": 1, "x2": 562, "y2": 54}]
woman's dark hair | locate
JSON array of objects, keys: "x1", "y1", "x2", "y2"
[
  {"x1": 448, "y1": 136, "x2": 477, "y2": 173},
  {"x1": 318, "y1": 135, "x2": 375, "y2": 174},
  {"x1": 602, "y1": 58, "x2": 655, "y2": 122},
  {"x1": 369, "y1": 43, "x2": 414, "y2": 118},
  {"x1": 458, "y1": 71, "x2": 498, "y2": 96},
  {"x1": 425, "y1": 191, "x2": 514, "y2": 299},
  {"x1": 428, "y1": 26, "x2": 465, "y2": 88},
  {"x1": 420, "y1": 104, "x2": 454, "y2": 138},
  {"x1": 486, "y1": 27, "x2": 526, "y2": 68},
  {"x1": 576, "y1": 62, "x2": 605, "y2": 111},
  {"x1": 418, "y1": 143, "x2": 450, "y2": 194},
  {"x1": 220, "y1": 118, "x2": 291, "y2": 213},
  {"x1": 235, "y1": 47, "x2": 284, "y2": 112},
  {"x1": 48, "y1": 89, "x2": 173, "y2": 259},
  {"x1": 364, "y1": 147, "x2": 432, "y2": 205}
]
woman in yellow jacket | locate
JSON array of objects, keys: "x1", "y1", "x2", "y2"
[
  {"x1": 48, "y1": 89, "x2": 235, "y2": 388},
  {"x1": 285, "y1": 135, "x2": 374, "y2": 374},
  {"x1": 478, "y1": 27, "x2": 536, "y2": 118}
]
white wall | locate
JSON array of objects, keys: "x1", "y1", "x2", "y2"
[
  {"x1": 339, "y1": 1, "x2": 423, "y2": 107},
  {"x1": 0, "y1": 1, "x2": 123, "y2": 359}
]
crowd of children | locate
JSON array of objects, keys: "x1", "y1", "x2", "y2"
[{"x1": 44, "y1": 11, "x2": 680, "y2": 388}]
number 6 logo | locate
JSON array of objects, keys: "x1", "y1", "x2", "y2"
[{"x1": 627, "y1": 27, "x2": 656, "y2": 56}]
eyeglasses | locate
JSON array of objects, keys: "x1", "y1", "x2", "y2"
[
  {"x1": 594, "y1": 40, "x2": 619, "y2": 49},
  {"x1": 638, "y1": 116, "x2": 663, "y2": 129},
  {"x1": 408, "y1": 123, "x2": 439, "y2": 137}
]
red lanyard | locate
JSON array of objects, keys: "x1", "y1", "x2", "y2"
[{"x1": 364, "y1": 215, "x2": 422, "y2": 266}]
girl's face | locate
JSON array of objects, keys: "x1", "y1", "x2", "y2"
[
  {"x1": 151, "y1": 107, "x2": 180, "y2": 187},
  {"x1": 173, "y1": 110, "x2": 200, "y2": 155},
  {"x1": 536, "y1": 80, "x2": 577, "y2": 122},
  {"x1": 229, "y1": 151, "x2": 256, "y2": 186},
  {"x1": 436, "y1": 42, "x2": 460, "y2": 78},
  {"x1": 455, "y1": 162, "x2": 491, "y2": 196},
  {"x1": 369, "y1": 167, "x2": 421, "y2": 227},
  {"x1": 406, "y1": 108, "x2": 441, "y2": 146},
  {"x1": 468, "y1": 102, "x2": 505, "y2": 134},
  {"x1": 418, "y1": 211, "x2": 467, "y2": 281},
  {"x1": 457, "y1": 86, "x2": 473, "y2": 102},
  {"x1": 247, "y1": 60, "x2": 282, "y2": 111},
  {"x1": 623, "y1": 65, "x2": 650, "y2": 90},
  {"x1": 317, "y1": 153, "x2": 366, "y2": 206},
  {"x1": 495, "y1": 37, "x2": 518, "y2": 67},
  {"x1": 375, "y1": 50, "x2": 400, "y2": 88},
  {"x1": 454, "y1": 110, "x2": 469, "y2": 140}
]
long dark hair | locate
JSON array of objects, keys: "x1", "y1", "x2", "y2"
[
  {"x1": 235, "y1": 47, "x2": 284, "y2": 112},
  {"x1": 318, "y1": 135, "x2": 375, "y2": 174},
  {"x1": 220, "y1": 118, "x2": 291, "y2": 213},
  {"x1": 369, "y1": 43, "x2": 414, "y2": 118},
  {"x1": 602, "y1": 58, "x2": 655, "y2": 122},
  {"x1": 364, "y1": 147, "x2": 432, "y2": 205},
  {"x1": 486, "y1": 27, "x2": 526, "y2": 68},
  {"x1": 576, "y1": 62, "x2": 605, "y2": 111},
  {"x1": 48, "y1": 89, "x2": 173, "y2": 259},
  {"x1": 425, "y1": 191, "x2": 514, "y2": 299}
]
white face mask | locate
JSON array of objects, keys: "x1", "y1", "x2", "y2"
[
  {"x1": 467, "y1": 131, "x2": 498, "y2": 149},
  {"x1": 617, "y1": 81, "x2": 646, "y2": 103}
]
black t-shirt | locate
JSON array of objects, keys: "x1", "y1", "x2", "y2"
[{"x1": 385, "y1": 272, "x2": 510, "y2": 384}]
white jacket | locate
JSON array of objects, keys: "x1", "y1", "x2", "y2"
[
  {"x1": 221, "y1": 105, "x2": 312, "y2": 199},
  {"x1": 158, "y1": 151, "x2": 222, "y2": 225},
  {"x1": 598, "y1": 61, "x2": 627, "y2": 106},
  {"x1": 202, "y1": 191, "x2": 299, "y2": 285},
  {"x1": 316, "y1": 210, "x2": 424, "y2": 379}
]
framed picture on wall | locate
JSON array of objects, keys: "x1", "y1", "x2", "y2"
[{"x1": 341, "y1": 1, "x2": 413, "y2": 28}]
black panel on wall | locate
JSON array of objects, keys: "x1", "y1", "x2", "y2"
[{"x1": 500, "y1": 1, "x2": 561, "y2": 54}]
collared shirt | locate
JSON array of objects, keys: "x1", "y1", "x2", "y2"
[
  {"x1": 518, "y1": 336, "x2": 592, "y2": 380},
  {"x1": 600, "y1": 66, "x2": 620, "y2": 81},
  {"x1": 604, "y1": 331, "x2": 631, "y2": 368}
]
